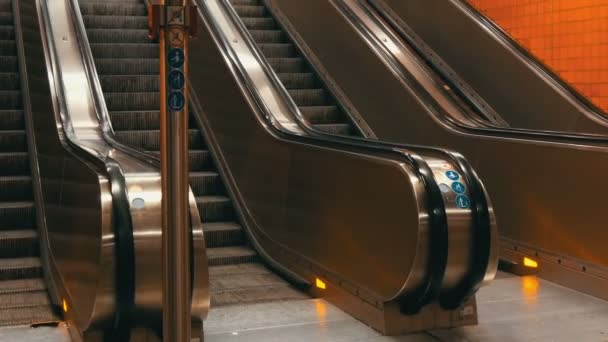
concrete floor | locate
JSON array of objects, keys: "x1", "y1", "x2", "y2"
[{"x1": 2, "y1": 271, "x2": 608, "y2": 341}]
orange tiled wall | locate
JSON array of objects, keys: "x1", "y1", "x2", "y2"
[{"x1": 467, "y1": 0, "x2": 608, "y2": 112}]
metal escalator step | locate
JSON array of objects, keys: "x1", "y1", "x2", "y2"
[
  {"x1": 0, "y1": 91, "x2": 22, "y2": 109},
  {"x1": 100, "y1": 75, "x2": 159, "y2": 93},
  {"x1": 314, "y1": 123, "x2": 352, "y2": 136},
  {"x1": 0, "y1": 230, "x2": 38, "y2": 258},
  {"x1": 0, "y1": 290, "x2": 50, "y2": 310},
  {"x1": 0, "y1": 131, "x2": 26, "y2": 152},
  {"x1": 91, "y1": 44, "x2": 158, "y2": 59},
  {"x1": 0, "y1": 176, "x2": 32, "y2": 202},
  {"x1": 82, "y1": 15, "x2": 148, "y2": 30},
  {"x1": 0, "y1": 305, "x2": 59, "y2": 327},
  {"x1": 0, "y1": 278, "x2": 46, "y2": 295},
  {"x1": 299, "y1": 106, "x2": 343, "y2": 124},
  {"x1": 0, "y1": 202, "x2": 34, "y2": 229},
  {"x1": 229, "y1": 0, "x2": 260, "y2": 6},
  {"x1": 0, "y1": 14, "x2": 11, "y2": 26},
  {"x1": 287, "y1": 89, "x2": 328, "y2": 106},
  {"x1": 0, "y1": 152, "x2": 28, "y2": 176},
  {"x1": 104, "y1": 92, "x2": 159, "y2": 111},
  {"x1": 249, "y1": 30, "x2": 285, "y2": 44},
  {"x1": 0, "y1": 110, "x2": 24, "y2": 129},
  {"x1": 241, "y1": 17, "x2": 275, "y2": 30},
  {"x1": 0, "y1": 56, "x2": 16, "y2": 72},
  {"x1": 258, "y1": 43, "x2": 295, "y2": 58},
  {"x1": 277, "y1": 73, "x2": 316, "y2": 89},
  {"x1": 232, "y1": 5, "x2": 267, "y2": 17},
  {"x1": 204, "y1": 222, "x2": 244, "y2": 248},
  {"x1": 209, "y1": 263, "x2": 307, "y2": 306},
  {"x1": 0, "y1": 2, "x2": 10, "y2": 13},
  {"x1": 266, "y1": 58, "x2": 305, "y2": 73},
  {"x1": 86, "y1": 29, "x2": 149, "y2": 44},
  {"x1": 0, "y1": 40, "x2": 15, "y2": 57},
  {"x1": 0, "y1": 73, "x2": 19, "y2": 91},
  {"x1": 110, "y1": 110, "x2": 161, "y2": 130},
  {"x1": 207, "y1": 246, "x2": 258, "y2": 266},
  {"x1": 0, "y1": 26, "x2": 13, "y2": 40},
  {"x1": 114, "y1": 129, "x2": 202, "y2": 151},
  {"x1": 0, "y1": 258, "x2": 42, "y2": 280},
  {"x1": 189, "y1": 171, "x2": 224, "y2": 196},
  {"x1": 78, "y1": 3, "x2": 146, "y2": 17},
  {"x1": 95, "y1": 58, "x2": 159, "y2": 75},
  {"x1": 196, "y1": 196, "x2": 235, "y2": 223},
  {"x1": 147, "y1": 150, "x2": 213, "y2": 171}
]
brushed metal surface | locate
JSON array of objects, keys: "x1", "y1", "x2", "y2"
[
  {"x1": 263, "y1": 0, "x2": 608, "y2": 279},
  {"x1": 374, "y1": 0, "x2": 608, "y2": 136}
]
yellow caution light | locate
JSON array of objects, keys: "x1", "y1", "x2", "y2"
[
  {"x1": 62, "y1": 299, "x2": 69, "y2": 313},
  {"x1": 523, "y1": 257, "x2": 538, "y2": 269},
  {"x1": 315, "y1": 278, "x2": 327, "y2": 290}
]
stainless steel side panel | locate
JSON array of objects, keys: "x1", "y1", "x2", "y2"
[
  {"x1": 263, "y1": 0, "x2": 608, "y2": 272},
  {"x1": 374, "y1": 0, "x2": 608, "y2": 136}
]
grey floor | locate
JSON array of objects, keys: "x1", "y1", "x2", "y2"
[{"x1": 2, "y1": 272, "x2": 607, "y2": 341}]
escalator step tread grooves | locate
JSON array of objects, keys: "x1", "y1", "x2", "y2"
[
  {"x1": 229, "y1": 0, "x2": 358, "y2": 136},
  {"x1": 78, "y1": 0, "x2": 304, "y2": 306},
  {"x1": 0, "y1": 2, "x2": 57, "y2": 326}
]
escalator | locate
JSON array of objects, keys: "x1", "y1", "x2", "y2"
[
  {"x1": 259, "y1": 0, "x2": 608, "y2": 303},
  {"x1": 230, "y1": 0, "x2": 359, "y2": 136},
  {"x1": 0, "y1": 0, "x2": 57, "y2": 326},
  {"x1": 78, "y1": 0, "x2": 306, "y2": 307}
]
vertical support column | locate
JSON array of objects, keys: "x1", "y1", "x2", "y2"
[{"x1": 149, "y1": 2, "x2": 197, "y2": 341}]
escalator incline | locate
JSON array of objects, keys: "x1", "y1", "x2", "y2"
[
  {"x1": 0, "y1": 0, "x2": 59, "y2": 326},
  {"x1": 78, "y1": 0, "x2": 306, "y2": 306},
  {"x1": 229, "y1": 0, "x2": 359, "y2": 137}
]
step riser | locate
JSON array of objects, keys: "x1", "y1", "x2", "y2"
[
  {"x1": 0, "y1": 206, "x2": 35, "y2": 229},
  {"x1": 198, "y1": 201, "x2": 235, "y2": 223},
  {"x1": 204, "y1": 229, "x2": 244, "y2": 249},
  {"x1": 0, "y1": 179, "x2": 32, "y2": 202}
]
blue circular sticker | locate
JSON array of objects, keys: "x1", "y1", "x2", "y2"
[
  {"x1": 451, "y1": 181, "x2": 466, "y2": 194},
  {"x1": 168, "y1": 48, "x2": 185, "y2": 68},
  {"x1": 168, "y1": 70, "x2": 185, "y2": 90},
  {"x1": 446, "y1": 170, "x2": 460, "y2": 181},
  {"x1": 455, "y1": 195, "x2": 470, "y2": 209},
  {"x1": 168, "y1": 92, "x2": 185, "y2": 111}
]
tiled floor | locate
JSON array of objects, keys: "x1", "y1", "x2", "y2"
[{"x1": 2, "y1": 272, "x2": 607, "y2": 341}]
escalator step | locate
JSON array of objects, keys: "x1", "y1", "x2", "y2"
[
  {"x1": 115, "y1": 129, "x2": 202, "y2": 150},
  {"x1": 0, "y1": 14, "x2": 11, "y2": 26},
  {"x1": 86, "y1": 29, "x2": 149, "y2": 44},
  {"x1": 0, "y1": 152, "x2": 29, "y2": 176},
  {"x1": 0, "y1": 306, "x2": 58, "y2": 327},
  {"x1": 0, "y1": 56, "x2": 17, "y2": 72},
  {"x1": 258, "y1": 43, "x2": 296, "y2": 58},
  {"x1": 0, "y1": 258, "x2": 42, "y2": 280},
  {"x1": 95, "y1": 58, "x2": 159, "y2": 75},
  {"x1": 0, "y1": 278, "x2": 46, "y2": 295},
  {"x1": 232, "y1": 5, "x2": 266, "y2": 17},
  {"x1": 110, "y1": 111, "x2": 161, "y2": 130},
  {"x1": 189, "y1": 172, "x2": 225, "y2": 196},
  {"x1": 249, "y1": 30, "x2": 286, "y2": 44},
  {"x1": 0, "y1": 176, "x2": 32, "y2": 202},
  {"x1": 277, "y1": 73, "x2": 316, "y2": 89},
  {"x1": 100, "y1": 75, "x2": 159, "y2": 93},
  {"x1": 204, "y1": 222, "x2": 244, "y2": 248},
  {"x1": 196, "y1": 196, "x2": 235, "y2": 223},
  {"x1": 299, "y1": 106, "x2": 343, "y2": 124},
  {"x1": 78, "y1": 3, "x2": 146, "y2": 17},
  {"x1": 0, "y1": 26, "x2": 13, "y2": 40},
  {"x1": 207, "y1": 246, "x2": 258, "y2": 266},
  {"x1": 0, "y1": 91, "x2": 22, "y2": 109},
  {"x1": 0, "y1": 230, "x2": 38, "y2": 258},
  {"x1": 0, "y1": 40, "x2": 15, "y2": 57},
  {"x1": 0, "y1": 73, "x2": 18, "y2": 90},
  {"x1": 0, "y1": 131, "x2": 26, "y2": 152},
  {"x1": 0, "y1": 110, "x2": 24, "y2": 130},
  {"x1": 314, "y1": 123, "x2": 352, "y2": 135},
  {"x1": 229, "y1": 0, "x2": 260, "y2": 6},
  {"x1": 91, "y1": 44, "x2": 158, "y2": 59},
  {"x1": 0, "y1": 2, "x2": 9, "y2": 14},
  {"x1": 83, "y1": 15, "x2": 148, "y2": 30},
  {"x1": 0, "y1": 291, "x2": 50, "y2": 310},
  {"x1": 241, "y1": 17, "x2": 276, "y2": 30},
  {"x1": 105, "y1": 92, "x2": 159, "y2": 111},
  {"x1": 287, "y1": 89, "x2": 328, "y2": 106},
  {"x1": 266, "y1": 58, "x2": 305, "y2": 73},
  {"x1": 0, "y1": 202, "x2": 35, "y2": 229},
  {"x1": 146, "y1": 150, "x2": 214, "y2": 171}
]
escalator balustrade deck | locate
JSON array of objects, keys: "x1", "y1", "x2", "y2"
[{"x1": 78, "y1": 0, "x2": 306, "y2": 307}]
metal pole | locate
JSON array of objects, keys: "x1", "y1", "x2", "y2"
[{"x1": 150, "y1": 1, "x2": 192, "y2": 340}]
